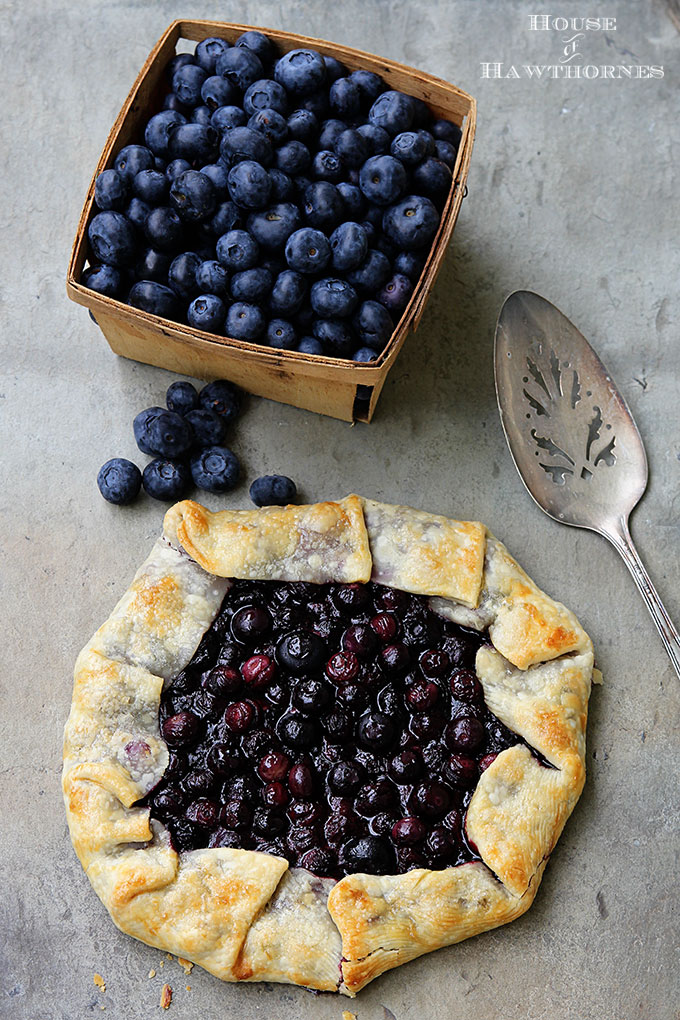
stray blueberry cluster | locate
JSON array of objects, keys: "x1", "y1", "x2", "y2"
[
  {"x1": 84, "y1": 31, "x2": 461, "y2": 363},
  {"x1": 96, "y1": 377, "x2": 296, "y2": 506},
  {"x1": 146, "y1": 578, "x2": 522, "y2": 878}
]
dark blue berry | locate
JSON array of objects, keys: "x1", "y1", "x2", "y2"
[
  {"x1": 166, "y1": 381, "x2": 199, "y2": 416},
  {"x1": 187, "y1": 293, "x2": 226, "y2": 333},
  {"x1": 246, "y1": 203, "x2": 301, "y2": 249},
  {"x1": 211, "y1": 105, "x2": 247, "y2": 132},
  {"x1": 220, "y1": 126, "x2": 273, "y2": 168},
  {"x1": 146, "y1": 409, "x2": 193, "y2": 458},
  {"x1": 133, "y1": 169, "x2": 169, "y2": 204},
  {"x1": 216, "y1": 228, "x2": 259, "y2": 270},
  {"x1": 341, "y1": 835, "x2": 394, "y2": 875},
  {"x1": 83, "y1": 264, "x2": 122, "y2": 298},
  {"x1": 412, "y1": 157, "x2": 453, "y2": 205},
  {"x1": 199, "y1": 380, "x2": 241, "y2": 422},
  {"x1": 382, "y1": 194, "x2": 439, "y2": 250},
  {"x1": 334, "y1": 128, "x2": 369, "y2": 169},
  {"x1": 196, "y1": 259, "x2": 229, "y2": 296},
  {"x1": 249, "y1": 474, "x2": 297, "y2": 506},
  {"x1": 144, "y1": 110, "x2": 186, "y2": 159},
  {"x1": 435, "y1": 139, "x2": 458, "y2": 168},
  {"x1": 285, "y1": 227, "x2": 331, "y2": 274},
  {"x1": 236, "y1": 31, "x2": 275, "y2": 65},
  {"x1": 329, "y1": 77, "x2": 361, "y2": 118},
  {"x1": 390, "y1": 130, "x2": 430, "y2": 165},
  {"x1": 230, "y1": 267, "x2": 272, "y2": 303},
  {"x1": 144, "y1": 206, "x2": 184, "y2": 251},
  {"x1": 353, "y1": 299, "x2": 393, "y2": 350},
  {"x1": 94, "y1": 169, "x2": 128, "y2": 211},
  {"x1": 353, "y1": 346, "x2": 377, "y2": 362},
  {"x1": 378, "y1": 272, "x2": 413, "y2": 314},
  {"x1": 168, "y1": 252, "x2": 201, "y2": 299},
  {"x1": 432, "y1": 118, "x2": 462, "y2": 147},
  {"x1": 133, "y1": 406, "x2": 163, "y2": 454},
  {"x1": 244, "y1": 79, "x2": 288, "y2": 116},
  {"x1": 166, "y1": 53, "x2": 195, "y2": 81},
  {"x1": 319, "y1": 119, "x2": 347, "y2": 150},
  {"x1": 88, "y1": 211, "x2": 136, "y2": 267},
  {"x1": 274, "y1": 49, "x2": 326, "y2": 96},
  {"x1": 248, "y1": 108, "x2": 288, "y2": 146},
  {"x1": 128, "y1": 280, "x2": 179, "y2": 318},
  {"x1": 207, "y1": 200, "x2": 242, "y2": 238},
  {"x1": 268, "y1": 169, "x2": 294, "y2": 202},
  {"x1": 337, "y1": 182, "x2": 365, "y2": 219},
  {"x1": 346, "y1": 248, "x2": 391, "y2": 293},
  {"x1": 169, "y1": 170, "x2": 217, "y2": 223},
  {"x1": 359, "y1": 154, "x2": 407, "y2": 206},
  {"x1": 312, "y1": 149, "x2": 343, "y2": 183},
  {"x1": 349, "y1": 69, "x2": 385, "y2": 106},
  {"x1": 266, "y1": 318, "x2": 297, "y2": 349},
  {"x1": 166, "y1": 158, "x2": 191, "y2": 182},
  {"x1": 226, "y1": 301, "x2": 266, "y2": 340},
  {"x1": 216, "y1": 46, "x2": 264, "y2": 91},
  {"x1": 190, "y1": 445, "x2": 240, "y2": 492},
  {"x1": 287, "y1": 109, "x2": 318, "y2": 144},
  {"x1": 114, "y1": 144, "x2": 154, "y2": 184},
  {"x1": 227, "y1": 160, "x2": 272, "y2": 209},
  {"x1": 393, "y1": 249, "x2": 426, "y2": 281},
  {"x1": 169, "y1": 123, "x2": 219, "y2": 164},
  {"x1": 97, "y1": 458, "x2": 141, "y2": 504},
  {"x1": 195, "y1": 36, "x2": 230, "y2": 74},
  {"x1": 312, "y1": 318, "x2": 355, "y2": 357},
  {"x1": 143, "y1": 458, "x2": 191, "y2": 501},
  {"x1": 368, "y1": 90, "x2": 415, "y2": 136},
  {"x1": 357, "y1": 123, "x2": 390, "y2": 154},
  {"x1": 310, "y1": 277, "x2": 358, "y2": 318},
  {"x1": 172, "y1": 64, "x2": 208, "y2": 106},
  {"x1": 185, "y1": 408, "x2": 226, "y2": 447},
  {"x1": 125, "y1": 196, "x2": 151, "y2": 233},
  {"x1": 323, "y1": 55, "x2": 347, "y2": 84},
  {"x1": 274, "y1": 141, "x2": 311, "y2": 175},
  {"x1": 303, "y1": 181, "x2": 343, "y2": 231},
  {"x1": 297, "y1": 335, "x2": 323, "y2": 354},
  {"x1": 200, "y1": 163, "x2": 229, "y2": 193},
  {"x1": 329, "y1": 221, "x2": 368, "y2": 271}
]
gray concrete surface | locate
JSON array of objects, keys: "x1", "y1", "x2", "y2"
[{"x1": 2, "y1": 1, "x2": 679, "y2": 1018}]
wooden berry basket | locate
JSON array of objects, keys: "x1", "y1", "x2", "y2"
[{"x1": 66, "y1": 20, "x2": 476, "y2": 422}]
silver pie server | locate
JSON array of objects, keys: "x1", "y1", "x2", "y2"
[{"x1": 494, "y1": 289, "x2": 680, "y2": 679}]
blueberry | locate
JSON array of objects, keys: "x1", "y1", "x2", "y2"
[
  {"x1": 382, "y1": 194, "x2": 440, "y2": 250},
  {"x1": 349, "y1": 69, "x2": 385, "y2": 106},
  {"x1": 412, "y1": 157, "x2": 453, "y2": 205},
  {"x1": 163, "y1": 93, "x2": 188, "y2": 114},
  {"x1": 274, "y1": 140, "x2": 311, "y2": 175},
  {"x1": 285, "y1": 227, "x2": 331, "y2": 274},
  {"x1": 226, "y1": 301, "x2": 266, "y2": 341},
  {"x1": 243, "y1": 78, "x2": 288, "y2": 116},
  {"x1": 195, "y1": 36, "x2": 230, "y2": 73},
  {"x1": 146, "y1": 409, "x2": 193, "y2": 458},
  {"x1": 357, "y1": 123, "x2": 390, "y2": 155},
  {"x1": 303, "y1": 181, "x2": 343, "y2": 232},
  {"x1": 287, "y1": 109, "x2": 318, "y2": 144},
  {"x1": 334, "y1": 128, "x2": 369, "y2": 169},
  {"x1": 432, "y1": 118, "x2": 462, "y2": 147},
  {"x1": 265, "y1": 318, "x2": 296, "y2": 349},
  {"x1": 353, "y1": 346, "x2": 377, "y2": 363},
  {"x1": 182, "y1": 408, "x2": 225, "y2": 448},
  {"x1": 276, "y1": 712, "x2": 316, "y2": 749},
  {"x1": 248, "y1": 108, "x2": 288, "y2": 146},
  {"x1": 128, "y1": 280, "x2": 179, "y2": 318},
  {"x1": 142, "y1": 458, "x2": 190, "y2": 501},
  {"x1": 172, "y1": 64, "x2": 208, "y2": 106},
  {"x1": 227, "y1": 160, "x2": 272, "y2": 210},
  {"x1": 114, "y1": 144, "x2": 154, "y2": 184},
  {"x1": 199, "y1": 74, "x2": 236, "y2": 111},
  {"x1": 207, "y1": 200, "x2": 242, "y2": 238},
  {"x1": 359, "y1": 154, "x2": 407, "y2": 206},
  {"x1": 161, "y1": 709, "x2": 199, "y2": 745},
  {"x1": 269, "y1": 270, "x2": 307, "y2": 316},
  {"x1": 312, "y1": 318, "x2": 355, "y2": 358},
  {"x1": 88, "y1": 211, "x2": 136, "y2": 267},
  {"x1": 199, "y1": 379, "x2": 242, "y2": 422},
  {"x1": 299, "y1": 91, "x2": 330, "y2": 119},
  {"x1": 312, "y1": 150, "x2": 343, "y2": 183},
  {"x1": 169, "y1": 170, "x2": 217, "y2": 223},
  {"x1": 143, "y1": 206, "x2": 184, "y2": 251},
  {"x1": 435, "y1": 139, "x2": 458, "y2": 168},
  {"x1": 169, "y1": 123, "x2": 219, "y2": 164},
  {"x1": 144, "y1": 110, "x2": 186, "y2": 159},
  {"x1": 310, "y1": 278, "x2": 358, "y2": 318},
  {"x1": 133, "y1": 406, "x2": 164, "y2": 454},
  {"x1": 83, "y1": 264, "x2": 122, "y2": 298},
  {"x1": 236, "y1": 30, "x2": 275, "y2": 65},
  {"x1": 274, "y1": 49, "x2": 327, "y2": 96},
  {"x1": 96, "y1": 458, "x2": 141, "y2": 504},
  {"x1": 246, "y1": 203, "x2": 301, "y2": 250},
  {"x1": 393, "y1": 249, "x2": 426, "y2": 281},
  {"x1": 276, "y1": 630, "x2": 326, "y2": 674},
  {"x1": 167, "y1": 252, "x2": 200, "y2": 299},
  {"x1": 124, "y1": 196, "x2": 151, "y2": 233},
  {"x1": 196, "y1": 259, "x2": 229, "y2": 296},
  {"x1": 353, "y1": 299, "x2": 393, "y2": 350},
  {"x1": 357, "y1": 711, "x2": 396, "y2": 752},
  {"x1": 133, "y1": 169, "x2": 169, "y2": 205},
  {"x1": 329, "y1": 221, "x2": 368, "y2": 272},
  {"x1": 94, "y1": 169, "x2": 128, "y2": 211},
  {"x1": 190, "y1": 445, "x2": 240, "y2": 492},
  {"x1": 249, "y1": 474, "x2": 297, "y2": 506},
  {"x1": 190, "y1": 105, "x2": 213, "y2": 126},
  {"x1": 297, "y1": 335, "x2": 323, "y2": 354},
  {"x1": 378, "y1": 272, "x2": 413, "y2": 314},
  {"x1": 341, "y1": 835, "x2": 394, "y2": 875},
  {"x1": 390, "y1": 130, "x2": 429, "y2": 165},
  {"x1": 329, "y1": 77, "x2": 361, "y2": 118},
  {"x1": 268, "y1": 169, "x2": 294, "y2": 202},
  {"x1": 368, "y1": 90, "x2": 415, "y2": 136},
  {"x1": 230, "y1": 266, "x2": 272, "y2": 303},
  {"x1": 216, "y1": 46, "x2": 264, "y2": 91},
  {"x1": 187, "y1": 293, "x2": 226, "y2": 333},
  {"x1": 166, "y1": 52, "x2": 195, "y2": 79},
  {"x1": 337, "y1": 182, "x2": 365, "y2": 219},
  {"x1": 216, "y1": 228, "x2": 259, "y2": 270},
  {"x1": 166, "y1": 158, "x2": 191, "y2": 183},
  {"x1": 166, "y1": 380, "x2": 199, "y2": 416},
  {"x1": 323, "y1": 55, "x2": 347, "y2": 84},
  {"x1": 319, "y1": 119, "x2": 347, "y2": 150},
  {"x1": 211, "y1": 105, "x2": 247, "y2": 132}
]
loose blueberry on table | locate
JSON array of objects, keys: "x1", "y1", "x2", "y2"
[
  {"x1": 82, "y1": 30, "x2": 462, "y2": 362},
  {"x1": 147, "y1": 578, "x2": 523, "y2": 878}
]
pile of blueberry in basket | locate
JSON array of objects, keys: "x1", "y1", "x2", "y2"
[{"x1": 84, "y1": 30, "x2": 461, "y2": 362}]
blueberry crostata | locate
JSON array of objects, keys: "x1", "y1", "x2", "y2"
[{"x1": 63, "y1": 496, "x2": 595, "y2": 995}]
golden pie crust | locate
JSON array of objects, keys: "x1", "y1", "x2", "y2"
[{"x1": 63, "y1": 496, "x2": 594, "y2": 995}]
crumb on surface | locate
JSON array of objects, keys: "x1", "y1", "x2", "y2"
[
  {"x1": 185, "y1": 985, "x2": 191, "y2": 991},
  {"x1": 160, "y1": 984, "x2": 172, "y2": 1009},
  {"x1": 166, "y1": 953, "x2": 174, "y2": 961},
  {"x1": 177, "y1": 957, "x2": 194, "y2": 974},
  {"x1": 342, "y1": 1012, "x2": 357, "y2": 1020},
  {"x1": 149, "y1": 969, "x2": 156, "y2": 979},
  {"x1": 93, "y1": 974, "x2": 106, "y2": 992}
]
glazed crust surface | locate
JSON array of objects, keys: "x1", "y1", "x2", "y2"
[{"x1": 63, "y1": 496, "x2": 594, "y2": 996}]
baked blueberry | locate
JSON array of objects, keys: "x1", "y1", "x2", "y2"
[
  {"x1": 285, "y1": 227, "x2": 331, "y2": 274},
  {"x1": 144, "y1": 206, "x2": 184, "y2": 251},
  {"x1": 144, "y1": 110, "x2": 186, "y2": 159},
  {"x1": 201, "y1": 74, "x2": 238, "y2": 111},
  {"x1": 216, "y1": 228, "x2": 259, "y2": 270},
  {"x1": 83, "y1": 264, "x2": 123, "y2": 298},
  {"x1": 382, "y1": 194, "x2": 440, "y2": 250},
  {"x1": 359, "y1": 154, "x2": 407, "y2": 206},
  {"x1": 368, "y1": 90, "x2": 415, "y2": 136},
  {"x1": 310, "y1": 278, "x2": 358, "y2": 318},
  {"x1": 216, "y1": 46, "x2": 264, "y2": 91},
  {"x1": 230, "y1": 267, "x2": 272, "y2": 303},
  {"x1": 96, "y1": 458, "x2": 142, "y2": 505},
  {"x1": 274, "y1": 48, "x2": 326, "y2": 95},
  {"x1": 246, "y1": 203, "x2": 302, "y2": 249},
  {"x1": 276, "y1": 631, "x2": 326, "y2": 674},
  {"x1": 341, "y1": 835, "x2": 394, "y2": 875},
  {"x1": 168, "y1": 252, "x2": 202, "y2": 299},
  {"x1": 187, "y1": 294, "x2": 226, "y2": 333},
  {"x1": 227, "y1": 159, "x2": 272, "y2": 209},
  {"x1": 88, "y1": 211, "x2": 136, "y2": 267},
  {"x1": 195, "y1": 259, "x2": 229, "y2": 296},
  {"x1": 128, "y1": 280, "x2": 179, "y2": 318},
  {"x1": 302, "y1": 181, "x2": 343, "y2": 232},
  {"x1": 220, "y1": 126, "x2": 273, "y2": 168},
  {"x1": 357, "y1": 711, "x2": 396, "y2": 752},
  {"x1": 248, "y1": 108, "x2": 288, "y2": 146},
  {"x1": 169, "y1": 123, "x2": 219, "y2": 164},
  {"x1": 266, "y1": 319, "x2": 297, "y2": 349},
  {"x1": 190, "y1": 445, "x2": 240, "y2": 492},
  {"x1": 166, "y1": 380, "x2": 199, "y2": 416},
  {"x1": 94, "y1": 169, "x2": 128, "y2": 211},
  {"x1": 226, "y1": 301, "x2": 266, "y2": 341},
  {"x1": 142, "y1": 458, "x2": 191, "y2": 501},
  {"x1": 248, "y1": 473, "x2": 296, "y2": 507},
  {"x1": 378, "y1": 272, "x2": 413, "y2": 314}
]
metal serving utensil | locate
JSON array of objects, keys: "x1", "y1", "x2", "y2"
[{"x1": 495, "y1": 290, "x2": 680, "y2": 678}]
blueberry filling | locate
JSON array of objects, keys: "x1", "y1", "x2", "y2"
[{"x1": 145, "y1": 579, "x2": 520, "y2": 878}]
